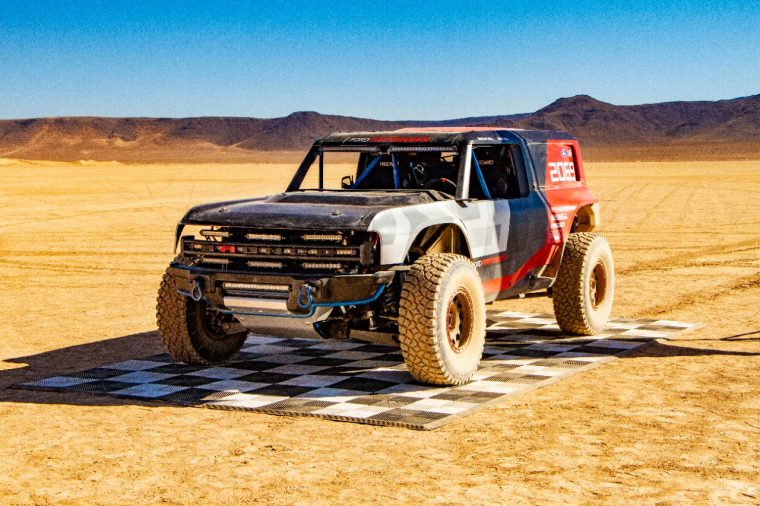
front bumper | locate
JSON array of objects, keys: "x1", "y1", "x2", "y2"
[{"x1": 169, "y1": 263, "x2": 395, "y2": 315}]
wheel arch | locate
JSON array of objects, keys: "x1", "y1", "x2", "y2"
[
  {"x1": 571, "y1": 202, "x2": 600, "y2": 233},
  {"x1": 407, "y1": 223, "x2": 472, "y2": 263}
]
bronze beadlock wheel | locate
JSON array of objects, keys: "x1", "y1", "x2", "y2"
[
  {"x1": 398, "y1": 253, "x2": 486, "y2": 386},
  {"x1": 446, "y1": 288, "x2": 474, "y2": 353},
  {"x1": 589, "y1": 259, "x2": 609, "y2": 310}
]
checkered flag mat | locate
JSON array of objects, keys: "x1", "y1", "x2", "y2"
[{"x1": 17, "y1": 312, "x2": 700, "y2": 430}]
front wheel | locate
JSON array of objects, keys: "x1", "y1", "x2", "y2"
[
  {"x1": 552, "y1": 233, "x2": 615, "y2": 335},
  {"x1": 156, "y1": 265, "x2": 247, "y2": 364},
  {"x1": 398, "y1": 253, "x2": 486, "y2": 385}
]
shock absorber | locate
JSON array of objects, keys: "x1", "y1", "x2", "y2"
[{"x1": 378, "y1": 273, "x2": 403, "y2": 320}]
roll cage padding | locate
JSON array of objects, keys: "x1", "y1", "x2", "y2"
[
  {"x1": 470, "y1": 150, "x2": 492, "y2": 200},
  {"x1": 351, "y1": 154, "x2": 382, "y2": 188},
  {"x1": 391, "y1": 153, "x2": 400, "y2": 189}
]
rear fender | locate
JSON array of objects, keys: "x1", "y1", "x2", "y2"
[{"x1": 542, "y1": 201, "x2": 599, "y2": 281}]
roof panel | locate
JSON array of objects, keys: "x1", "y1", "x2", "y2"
[{"x1": 318, "y1": 127, "x2": 575, "y2": 145}]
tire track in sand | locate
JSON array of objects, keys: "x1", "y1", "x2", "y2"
[
  {"x1": 0, "y1": 258, "x2": 156, "y2": 276},
  {"x1": 632, "y1": 270, "x2": 760, "y2": 318},
  {"x1": 618, "y1": 238, "x2": 760, "y2": 276}
]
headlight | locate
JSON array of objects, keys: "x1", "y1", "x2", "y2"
[{"x1": 179, "y1": 224, "x2": 226, "y2": 241}]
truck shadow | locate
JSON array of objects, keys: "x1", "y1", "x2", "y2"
[
  {"x1": 2, "y1": 330, "x2": 759, "y2": 408},
  {"x1": 1, "y1": 331, "x2": 166, "y2": 408},
  {"x1": 727, "y1": 331, "x2": 760, "y2": 340}
]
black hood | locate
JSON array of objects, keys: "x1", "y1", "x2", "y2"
[{"x1": 181, "y1": 190, "x2": 440, "y2": 230}]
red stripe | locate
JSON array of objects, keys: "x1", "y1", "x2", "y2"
[{"x1": 482, "y1": 243, "x2": 559, "y2": 294}]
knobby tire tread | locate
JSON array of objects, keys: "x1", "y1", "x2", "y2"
[
  {"x1": 398, "y1": 253, "x2": 483, "y2": 385},
  {"x1": 552, "y1": 232, "x2": 606, "y2": 335}
]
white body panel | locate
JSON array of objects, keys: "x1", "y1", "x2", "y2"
[{"x1": 368, "y1": 200, "x2": 511, "y2": 264}]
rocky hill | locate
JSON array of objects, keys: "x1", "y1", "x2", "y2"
[{"x1": 1, "y1": 94, "x2": 758, "y2": 161}]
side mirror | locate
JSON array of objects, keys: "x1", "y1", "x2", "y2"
[{"x1": 341, "y1": 175, "x2": 354, "y2": 189}]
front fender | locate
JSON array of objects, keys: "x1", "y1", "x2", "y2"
[{"x1": 367, "y1": 201, "x2": 473, "y2": 264}]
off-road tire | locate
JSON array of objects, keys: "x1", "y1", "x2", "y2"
[
  {"x1": 398, "y1": 253, "x2": 486, "y2": 385},
  {"x1": 156, "y1": 261, "x2": 247, "y2": 364},
  {"x1": 553, "y1": 233, "x2": 615, "y2": 335}
]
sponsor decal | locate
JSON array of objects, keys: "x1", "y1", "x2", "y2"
[
  {"x1": 478, "y1": 159, "x2": 495, "y2": 165},
  {"x1": 549, "y1": 208, "x2": 570, "y2": 234},
  {"x1": 561, "y1": 148, "x2": 572, "y2": 158},
  {"x1": 346, "y1": 137, "x2": 370, "y2": 142},
  {"x1": 368, "y1": 136, "x2": 430, "y2": 143},
  {"x1": 548, "y1": 161, "x2": 576, "y2": 183},
  {"x1": 474, "y1": 252, "x2": 508, "y2": 268}
]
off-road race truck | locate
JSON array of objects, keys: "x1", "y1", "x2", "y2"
[{"x1": 156, "y1": 127, "x2": 614, "y2": 385}]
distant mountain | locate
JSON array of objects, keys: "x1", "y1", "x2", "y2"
[
  {"x1": 519, "y1": 94, "x2": 760, "y2": 145},
  {"x1": 1, "y1": 94, "x2": 758, "y2": 162},
  {"x1": 0, "y1": 113, "x2": 405, "y2": 162}
]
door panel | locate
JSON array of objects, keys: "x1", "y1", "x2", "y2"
[{"x1": 470, "y1": 192, "x2": 550, "y2": 300}]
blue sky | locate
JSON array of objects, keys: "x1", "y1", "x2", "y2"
[{"x1": 1, "y1": 0, "x2": 758, "y2": 120}]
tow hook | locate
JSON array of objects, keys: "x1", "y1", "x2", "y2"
[
  {"x1": 190, "y1": 278, "x2": 204, "y2": 302},
  {"x1": 297, "y1": 283, "x2": 315, "y2": 309}
]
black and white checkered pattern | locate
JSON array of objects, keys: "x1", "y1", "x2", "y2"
[{"x1": 17, "y1": 311, "x2": 700, "y2": 430}]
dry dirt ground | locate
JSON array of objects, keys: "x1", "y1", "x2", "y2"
[{"x1": 1, "y1": 158, "x2": 759, "y2": 505}]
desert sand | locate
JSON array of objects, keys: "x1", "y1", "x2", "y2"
[{"x1": 1, "y1": 158, "x2": 758, "y2": 504}]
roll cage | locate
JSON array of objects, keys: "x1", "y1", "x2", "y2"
[{"x1": 286, "y1": 140, "x2": 525, "y2": 200}]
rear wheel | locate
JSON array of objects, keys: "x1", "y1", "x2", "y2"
[
  {"x1": 156, "y1": 263, "x2": 247, "y2": 364},
  {"x1": 398, "y1": 253, "x2": 486, "y2": 385},
  {"x1": 552, "y1": 233, "x2": 615, "y2": 335}
]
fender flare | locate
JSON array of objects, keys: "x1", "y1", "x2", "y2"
[{"x1": 572, "y1": 202, "x2": 600, "y2": 232}]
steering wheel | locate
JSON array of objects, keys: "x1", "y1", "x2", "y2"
[{"x1": 424, "y1": 177, "x2": 457, "y2": 194}]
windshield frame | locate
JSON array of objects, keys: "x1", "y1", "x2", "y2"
[{"x1": 286, "y1": 144, "x2": 475, "y2": 199}]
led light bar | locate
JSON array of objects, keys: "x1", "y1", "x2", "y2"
[
  {"x1": 223, "y1": 282, "x2": 289, "y2": 292},
  {"x1": 202, "y1": 257, "x2": 229, "y2": 265},
  {"x1": 302, "y1": 262, "x2": 342, "y2": 270},
  {"x1": 246, "y1": 260, "x2": 283, "y2": 269},
  {"x1": 302, "y1": 233, "x2": 343, "y2": 242},
  {"x1": 388, "y1": 146, "x2": 457, "y2": 152},
  {"x1": 322, "y1": 146, "x2": 381, "y2": 152},
  {"x1": 245, "y1": 233, "x2": 283, "y2": 241},
  {"x1": 200, "y1": 229, "x2": 230, "y2": 238},
  {"x1": 335, "y1": 248, "x2": 356, "y2": 256}
]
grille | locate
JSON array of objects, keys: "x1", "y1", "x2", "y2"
[{"x1": 181, "y1": 227, "x2": 374, "y2": 274}]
